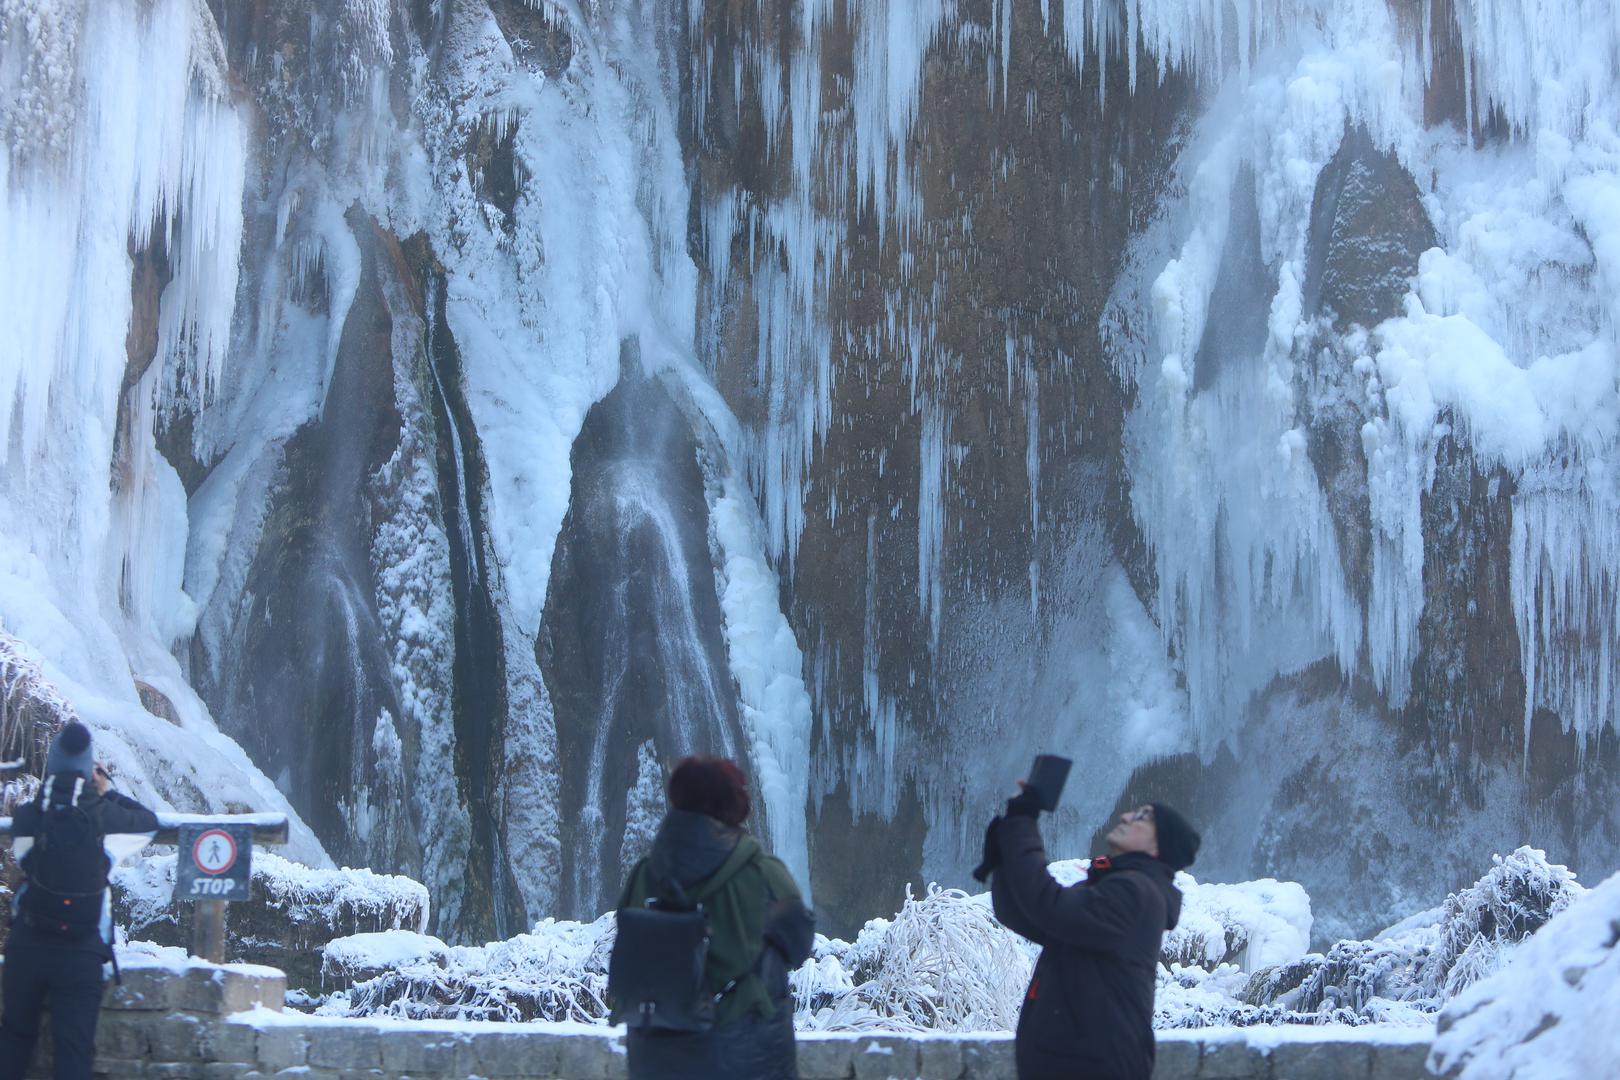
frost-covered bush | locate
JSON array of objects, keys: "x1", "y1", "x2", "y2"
[
  {"x1": 307, "y1": 849, "x2": 1583, "y2": 1035},
  {"x1": 1430, "y1": 867, "x2": 1620, "y2": 1079},
  {"x1": 0, "y1": 630, "x2": 74, "y2": 780},
  {"x1": 1237, "y1": 848, "x2": 1583, "y2": 1027},
  {"x1": 1157, "y1": 963, "x2": 1304, "y2": 1028},
  {"x1": 1414, "y1": 847, "x2": 1582, "y2": 997},
  {"x1": 318, "y1": 914, "x2": 616, "y2": 1024},
  {"x1": 792, "y1": 885, "x2": 1036, "y2": 1032}
]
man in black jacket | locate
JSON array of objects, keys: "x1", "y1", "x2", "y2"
[
  {"x1": 1, "y1": 723, "x2": 160, "y2": 1080},
  {"x1": 988, "y1": 794, "x2": 1200, "y2": 1080}
]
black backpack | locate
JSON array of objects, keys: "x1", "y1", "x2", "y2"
[
  {"x1": 20, "y1": 777, "x2": 109, "y2": 940},
  {"x1": 608, "y1": 846, "x2": 759, "y2": 1033}
]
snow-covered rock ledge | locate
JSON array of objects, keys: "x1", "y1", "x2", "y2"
[{"x1": 0, "y1": 952, "x2": 1435, "y2": 1080}]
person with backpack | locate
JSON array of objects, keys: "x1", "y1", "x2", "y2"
[
  {"x1": 985, "y1": 792, "x2": 1200, "y2": 1080},
  {"x1": 609, "y1": 755, "x2": 814, "y2": 1080},
  {"x1": 1, "y1": 722, "x2": 159, "y2": 1080}
]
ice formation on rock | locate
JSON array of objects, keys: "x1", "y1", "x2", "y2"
[{"x1": 2, "y1": 0, "x2": 1618, "y2": 941}]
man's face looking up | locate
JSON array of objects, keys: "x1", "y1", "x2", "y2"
[{"x1": 1105, "y1": 805, "x2": 1159, "y2": 858}]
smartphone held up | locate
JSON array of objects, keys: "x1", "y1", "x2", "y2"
[{"x1": 1025, "y1": 753, "x2": 1072, "y2": 812}]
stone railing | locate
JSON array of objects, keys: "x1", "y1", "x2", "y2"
[{"x1": 0, "y1": 955, "x2": 1435, "y2": 1079}]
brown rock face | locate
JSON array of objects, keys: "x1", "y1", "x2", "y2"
[
  {"x1": 691, "y1": 2, "x2": 1191, "y2": 928},
  {"x1": 1303, "y1": 126, "x2": 1437, "y2": 333}
]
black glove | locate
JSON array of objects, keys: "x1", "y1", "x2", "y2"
[
  {"x1": 1005, "y1": 788, "x2": 1043, "y2": 819},
  {"x1": 970, "y1": 816, "x2": 1003, "y2": 883}
]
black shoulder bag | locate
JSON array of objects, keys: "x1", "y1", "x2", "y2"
[{"x1": 608, "y1": 844, "x2": 759, "y2": 1033}]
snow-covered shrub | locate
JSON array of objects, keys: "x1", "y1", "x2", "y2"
[
  {"x1": 115, "y1": 851, "x2": 429, "y2": 939},
  {"x1": 1239, "y1": 848, "x2": 1582, "y2": 1026},
  {"x1": 1414, "y1": 847, "x2": 1582, "y2": 997},
  {"x1": 1430, "y1": 867, "x2": 1620, "y2": 1079},
  {"x1": 792, "y1": 884, "x2": 1036, "y2": 1032},
  {"x1": 0, "y1": 630, "x2": 74, "y2": 781},
  {"x1": 319, "y1": 914, "x2": 615, "y2": 1024},
  {"x1": 1156, "y1": 963, "x2": 1301, "y2": 1028},
  {"x1": 250, "y1": 851, "x2": 431, "y2": 935},
  {"x1": 305, "y1": 850, "x2": 1582, "y2": 1036},
  {"x1": 1244, "y1": 934, "x2": 1434, "y2": 1018}
]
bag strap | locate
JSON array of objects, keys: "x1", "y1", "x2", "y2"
[{"x1": 688, "y1": 836, "x2": 762, "y2": 905}]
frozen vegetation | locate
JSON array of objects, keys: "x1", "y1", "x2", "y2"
[
  {"x1": 1430, "y1": 857, "x2": 1620, "y2": 1079},
  {"x1": 301, "y1": 848, "x2": 1586, "y2": 1041}
]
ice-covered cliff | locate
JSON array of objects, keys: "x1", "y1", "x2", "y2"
[{"x1": 2, "y1": 0, "x2": 1617, "y2": 942}]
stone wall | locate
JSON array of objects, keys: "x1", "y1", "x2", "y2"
[{"x1": 0, "y1": 957, "x2": 1435, "y2": 1079}]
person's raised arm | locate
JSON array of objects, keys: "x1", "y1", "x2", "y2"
[
  {"x1": 988, "y1": 816, "x2": 1050, "y2": 946},
  {"x1": 993, "y1": 814, "x2": 1143, "y2": 951},
  {"x1": 91, "y1": 769, "x2": 160, "y2": 834}
]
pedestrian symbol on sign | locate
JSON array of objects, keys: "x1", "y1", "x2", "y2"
[{"x1": 192, "y1": 828, "x2": 238, "y2": 875}]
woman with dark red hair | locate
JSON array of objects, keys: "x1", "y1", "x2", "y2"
[{"x1": 611, "y1": 755, "x2": 814, "y2": 1080}]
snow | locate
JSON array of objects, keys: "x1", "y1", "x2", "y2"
[
  {"x1": 322, "y1": 929, "x2": 452, "y2": 982},
  {"x1": 115, "y1": 939, "x2": 284, "y2": 981},
  {"x1": 113, "y1": 851, "x2": 429, "y2": 938},
  {"x1": 316, "y1": 914, "x2": 616, "y2": 1024},
  {"x1": 1167, "y1": 875, "x2": 1313, "y2": 972},
  {"x1": 1429, "y1": 866, "x2": 1620, "y2": 1080},
  {"x1": 278, "y1": 847, "x2": 1593, "y2": 1052}
]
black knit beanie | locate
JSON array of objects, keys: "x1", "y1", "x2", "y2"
[
  {"x1": 46, "y1": 722, "x2": 95, "y2": 780},
  {"x1": 1150, "y1": 802, "x2": 1200, "y2": 871}
]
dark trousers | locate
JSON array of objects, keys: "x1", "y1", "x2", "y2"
[
  {"x1": 625, "y1": 1003, "x2": 799, "y2": 1080},
  {"x1": 0, "y1": 929, "x2": 106, "y2": 1080}
]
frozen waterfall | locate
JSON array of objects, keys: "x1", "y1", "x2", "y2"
[{"x1": 1, "y1": 0, "x2": 1617, "y2": 943}]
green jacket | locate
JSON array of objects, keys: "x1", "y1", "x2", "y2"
[{"x1": 617, "y1": 830, "x2": 806, "y2": 1024}]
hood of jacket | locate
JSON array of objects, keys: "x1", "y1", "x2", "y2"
[
  {"x1": 1090, "y1": 850, "x2": 1183, "y2": 932},
  {"x1": 646, "y1": 809, "x2": 743, "y2": 891}
]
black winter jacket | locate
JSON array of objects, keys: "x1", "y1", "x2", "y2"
[
  {"x1": 991, "y1": 815, "x2": 1182, "y2": 1080},
  {"x1": 620, "y1": 811, "x2": 814, "y2": 1080},
  {"x1": 9, "y1": 779, "x2": 160, "y2": 955}
]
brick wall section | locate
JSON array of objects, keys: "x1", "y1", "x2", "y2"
[{"x1": 0, "y1": 958, "x2": 1435, "y2": 1079}]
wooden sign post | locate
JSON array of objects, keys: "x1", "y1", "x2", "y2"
[{"x1": 173, "y1": 823, "x2": 254, "y2": 963}]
